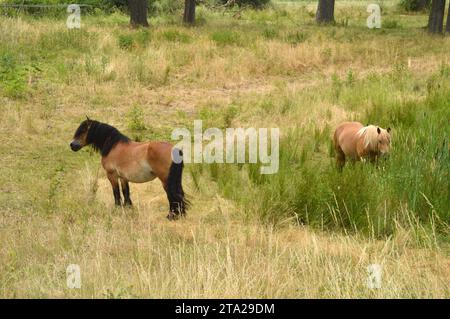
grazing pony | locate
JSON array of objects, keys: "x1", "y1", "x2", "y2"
[
  {"x1": 333, "y1": 121, "x2": 391, "y2": 170},
  {"x1": 70, "y1": 118, "x2": 189, "y2": 220}
]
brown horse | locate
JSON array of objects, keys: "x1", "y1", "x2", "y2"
[
  {"x1": 333, "y1": 121, "x2": 391, "y2": 169},
  {"x1": 70, "y1": 118, "x2": 189, "y2": 220}
]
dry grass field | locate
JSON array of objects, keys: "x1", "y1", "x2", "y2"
[{"x1": 0, "y1": 1, "x2": 449, "y2": 298}]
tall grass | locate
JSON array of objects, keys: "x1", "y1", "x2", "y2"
[
  {"x1": 0, "y1": 2, "x2": 449, "y2": 297},
  {"x1": 202, "y1": 64, "x2": 450, "y2": 241}
]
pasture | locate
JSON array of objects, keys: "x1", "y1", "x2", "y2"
[{"x1": 0, "y1": 1, "x2": 449, "y2": 298}]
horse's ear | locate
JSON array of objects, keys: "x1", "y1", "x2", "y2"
[
  {"x1": 387, "y1": 127, "x2": 391, "y2": 133},
  {"x1": 377, "y1": 127, "x2": 381, "y2": 134},
  {"x1": 86, "y1": 115, "x2": 91, "y2": 122}
]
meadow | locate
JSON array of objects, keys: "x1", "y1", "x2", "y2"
[{"x1": 0, "y1": 1, "x2": 449, "y2": 298}]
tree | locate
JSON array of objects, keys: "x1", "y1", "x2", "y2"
[
  {"x1": 128, "y1": 0, "x2": 149, "y2": 27},
  {"x1": 183, "y1": 0, "x2": 196, "y2": 25},
  {"x1": 428, "y1": 0, "x2": 446, "y2": 33},
  {"x1": 399, "y1": 0, "x2": 430, "y2": 11},
  {"x1": 416, "y1": 0, "x2": 431, "y2": 10},
  {"x1": 446, "y1": 1, "x2": 450, "y2": 33},
  {"x1": 316, "y1": 0, "x2": 335, "y2": 24}
]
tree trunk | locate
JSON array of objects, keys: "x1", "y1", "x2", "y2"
[
  {"x1": 416, "y1": 0, "x2": 431, "y2": 11},
  {"x1": 129, "y1": 0, "x2": 149, "y2": 27},
  {"x1": 446, "y1": 1, "x2": 450, "y2": 32},
  {"x1": 316, "y1": 0, "x2": 335, "y2": 24},
  {"x1": 428, "y1": 0, "x2": 446, "y2": 33},
  {"x1": 183, "y1": 0, "x2": 196, "y2": 25}
]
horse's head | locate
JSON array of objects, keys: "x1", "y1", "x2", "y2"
[
  {"x1": 70, "y1": 117, "x2": 93, "y2": 152},
  {"x1": 376, "y1": 126, "x2": 391, "y2": 157}
]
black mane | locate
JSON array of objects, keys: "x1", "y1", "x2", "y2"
[{"x1": 87, "y1": 121, "x2": 130, "y2": 156}]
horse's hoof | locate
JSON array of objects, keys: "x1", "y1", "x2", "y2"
[{"x1": 166, "y1": 212, "x2": 179, "y2": 221}]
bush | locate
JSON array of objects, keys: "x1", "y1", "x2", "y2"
[
  {"x1": 285, "y1": 31, "x2": 307, "y2": 46},
  {"x1": 398, "y1": 0, "x2": 430, "y2": 12},
  {"x1": 1, "y1": 0, "x2": 183, "y2": 15},
  {"x1": 218, "y1": 0, "x2": 271, "y2": 8},
  {"x1": 160, "y1": 30, "x2": 192, "y2": 43},
  {"x1": 118, "y1": 34, "x2": 134, "y2": 50},
  {"x1": 210, "y1": 30, "x2": 241, "y2": 46},
  {"x1": 127, "y1": 104, "x2": 147, "y2": 131},
  {"x1": 383, "y1": 19, "x2": 401, "y2": 29},
  {"x1": 262, "y1": 28, "x2": 279, "y2": 40},
  {"x1": 0, "y1": 52, "x2": 28, "y2": 98}
]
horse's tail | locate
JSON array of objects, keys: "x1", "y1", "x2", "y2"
[{"x1": 167, "y1": 148, "x2": 189, "y2": 216}]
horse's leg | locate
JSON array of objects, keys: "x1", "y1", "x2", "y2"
[
  {"x1": 120, "y1": 178, "x2": 132, "y2": 206},
  {"x1": 159, "y1": 174, "x2": 186, "y2": 221},
  {"x1": 146, "y1": 144, "x2": 186, "y2": 220},
  {"x1": 107, "y1": 172, "x2": 121, "y2": 206},
  {"x1": 162, "y1": 182, "x2": 177, "y2": 221},
  {"x1": 336, "y1": 147, "x2": 345, "y2": 171}
]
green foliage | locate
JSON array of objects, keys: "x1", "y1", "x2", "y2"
[
  {"x1": 127, "y1": 104, "x2": 147, "y2": 131},
  {"x1": 383, "y1": 19, "x2": 401, "y2": 29},
  {"x1": 160, "y1": 30, "x2": 192, "y2": 43},
  {"x1": 0, "y1": 52, "x2": 28, "y2": 98},
  {"x1": 0, "y1": 0, "x2": 447, "y2": 244},
  {"x1": 0, "y1": 0, "x2": 184, "y2": 15},
  {"x1": 118, "y1": 34, "x2": 134, "y2": 50},
  {"x1": 150, "y1": 0, "x2": 183, "y2": 15},
  {"x1": 117, "y1": 30, "x2": 152, "y2": 50},
  {"x1": 285, "y1": 31, "x2": 307, "y2": 46},
  {"x1": 217, "y1": 0, "x2": 270, "y2": 8},
  {"x1": 398, "y1": 0, "x2": 430, "y2": 12},
  {"x1": 45, "y1": 163, "x2": 65, "y2": 215},
  {"x1": 0, "y1": 0, "x2": 110, "y2": 16},
  {"x1": 38, "y1": 29, "x2": 96, "y2": 55},
  {"x1": 210, "y1": 30, "x2": 241, "y2": 46},
  {"x1": 223, "y1": 105, "x2": 239, "y2": 127},
  {"x1": 207, "y1": 65, "x2": 450, "y2": 239},
  {"x1": 261, "y1": 27, "x2": 279, "y2": 39}
]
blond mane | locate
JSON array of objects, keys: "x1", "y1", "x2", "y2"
[{"x1": 357, "y1": 125, "x2": 380, "y2": 150}]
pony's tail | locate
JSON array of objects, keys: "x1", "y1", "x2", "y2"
[{"x1": 167, "y1": 148, "x2": 189, "y2": 216}]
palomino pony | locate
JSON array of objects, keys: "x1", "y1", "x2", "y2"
[
  {"x1": 70, "y1": 118, "x2": 189, "y2": 220},
  {"x1": 333, "y1": 121, "x2": 391, "y2": 169}
]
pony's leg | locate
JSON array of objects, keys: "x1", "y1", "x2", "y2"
[
  {"x1": 150, "y1": 163, "x2": 183, "y2": 220},
  {"x1": 120, "y1": 178, "x2": 132, "y2": 206},
  {"x1": 371, "y1": 155, "x2": 382, "y2": 169},
  {"x1": 336, "y1": 147, "x2": 346, "y2": 171},
  {"x1": 107, "y1": 172, "x2": 121, "y2": 206},
  {"x1": 162, "y1": 182, "x2": 178, "y2": 221},
  {"x1": 146, "y1": 145, "x2": 187, "y2": 220}
]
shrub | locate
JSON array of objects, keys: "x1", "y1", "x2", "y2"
[
  {"x1": 0, "y1": 52, "x2": 28, "y2": 98},
  {"x1": 0, "y1": 0, "x2": 184, "y2": 15},
  {"x1": 262, "y1": 28, "x2": 278, "y2": 39},
  {"x1": 210, "y1": 30, "x2": 241, "y2": 46},
  {"x1": 217, "y1": 0, "x2": 270, "y2": 8},
  {"x1": 118, "y1": 34, "x2": 134, "y2": 50},
  {"x1": 398, "y1": 0, "x2": 430, "y2": 12},
  {"x1": 383, "y1": 19, "x2": 401, "y2": 29},
  {"x1": 127, "y1": 104, "x2": 147, "y2": 131},
  {"x1": 160, "y1": 30, "x2": 192, "y2": 43},
  {"x1": 285, "y1": 31, "x2": 307, "y2": 46}
]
